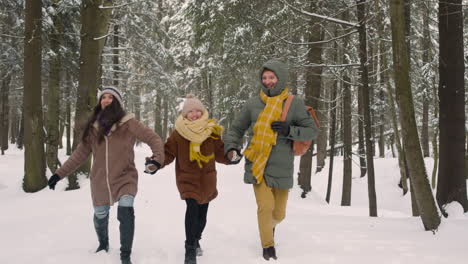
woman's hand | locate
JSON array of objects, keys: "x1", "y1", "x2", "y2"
[
  {"x1": 226, "y1": 148, "x2": 242, "y2": 164},
  {"x1": 144, "y1": 157, "x2": 161, "y2": 174}
]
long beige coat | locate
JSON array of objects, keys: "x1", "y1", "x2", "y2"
[{"x1": 55, "y1": 114, "x2": 164, "y2": 206}]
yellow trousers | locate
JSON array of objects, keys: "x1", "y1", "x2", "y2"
[{"x1": 253, "y1": 180, "x2": 289, "y2": 248}]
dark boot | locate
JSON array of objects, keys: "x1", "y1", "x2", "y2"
[
  {"x1": 94, "y1": 214, "x2": 109, "y2": 253},
  {"x1": 262, "y1": 246, "x2": 277, "y2": 261},
  {"x1": 184, "y1": 242, "x2": 197, "y2": 264},
  {"x1": 268, "y1": 246, "x2": 277, "y2": 260},
  {"x1": 262, "y1": 248, "x2": 270, "y2": 261},
  {"x1": 118, "y1": 206, "x2": 135, "y2": 264},
  {"x1": 195, "y1": 240, "x2": 203, "y2": 256}
]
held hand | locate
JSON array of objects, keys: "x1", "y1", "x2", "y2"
[
  {"x1": 271, "y1": 121, "x2": 290, "y2": 136},
  {"x1": 226, "y1": 148, "x2": 242, "y2": 164},
  {"x1": 144, "y1": 157, "x2": 161, "y2": 175},
  {"x1": 48, "y1": 174, "x2": 61, "y2": 190}
]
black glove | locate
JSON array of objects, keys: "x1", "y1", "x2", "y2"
[
  {"x1": 271, "y1": 121, "x2": 290, "y2": 136},
  {"x1": 48, "y1": 174, "x2": 61, "y2": 190},
  {"x1": 225, "y1": 148, "x2": 242, "y2": 165},
  {"x1": 144, "y1": 158, "x2": 161, "y2": 175}
]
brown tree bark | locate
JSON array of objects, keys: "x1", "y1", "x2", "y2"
[
  {"x1": 298, "y1": 0, "x2": 324, "y2": 197},
  {"x1": 436, "y1": 0, "x2": 468, "y2": 213},
  {"x1": 23, "y1": 0, "x2": 47, "y2": 192},
  {"x1": 389, "y1": 0, "x2": 441, "y2": 230},
  {"x1": 45, "y1": 0, "x2": 62, "y2": 173},
  {"x1": 356, "y1": 0, "x2": 377, "y2": 217},
  {"x1": 69, "y1": 0, "x2": 112, "y2": 190}
]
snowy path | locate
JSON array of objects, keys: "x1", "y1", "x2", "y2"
[{"x1": 0, "y1": 145, "x2": 467, "y2": 264}]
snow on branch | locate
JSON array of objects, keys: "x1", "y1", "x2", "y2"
[
  {"x1": 93, "y1": 34, "x2": 109, "y2": 40},
  {"x1": 0, "y1": 33, "x2": 24, "y2": 39},
  {"x1": 99, "y1": 2, "x2": 136, "y2": 9},
  {"x1": 279, "y1": 29, "x2": 358, "y2": 46},
  {"x1": 280, "y1": 0, "x2": 359, "y2": 27}
]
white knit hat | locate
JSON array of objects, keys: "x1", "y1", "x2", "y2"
[
  {"x1": 98, "y1": 88, "x2": 124, "y2": 107},
  {"x1": 181, "y1": 94, "x2": 206, "y2": 117}
]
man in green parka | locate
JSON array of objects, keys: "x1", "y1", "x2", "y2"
[{"x1": 224, "y1": 58, "x2": 319, "y2": 260}]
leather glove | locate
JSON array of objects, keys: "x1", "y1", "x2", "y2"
[
  {"x1": 144, "y1": 158, "x2": 161, "y2": 175},
  {"x1": 271, "y1": 121, "x2": 290, "y2": 136},
  {"x1": 226, "y1": 148, "x2": 242, "y2": 164},
  {"x1": 48, "y1": 174, "x2": 61, "y2": 190}
]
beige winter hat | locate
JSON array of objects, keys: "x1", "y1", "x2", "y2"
[
  {"x1": 182, "y1": 94, "x2": 206, "y2": 117},
  {"x1": 98, "y1": 87, "x2": 124, "y2": 107}
]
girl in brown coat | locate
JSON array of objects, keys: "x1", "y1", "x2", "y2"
[
  {"x1": 47, "y1": 88, "x2": 164, "y2": 264},
  {"x1": 147, "y1": 94, "x2": 235, "y2": 264}
]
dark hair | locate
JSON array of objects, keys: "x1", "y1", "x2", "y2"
[{"x1": 82, "y1": 99, "x2": 126, "y2": 144}]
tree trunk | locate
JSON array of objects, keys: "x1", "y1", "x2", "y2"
[
  {"x1": 70, "y1": 0, "x2": 112, "y2": 189},
  {"x1": 162, "y1": 98, "x2": 168, "y2": 141},
  {"x1": 17, "y1": 110, "x2": 24, "y2": 149},
  {"x1": 23, "y1": 0, "x2": 47, "y2": 192},
  {"x1": 420, "y1": 1, "x2": 431, "y2": 157},
  {"x1": 113, "y1": 23, "x2": 119, "y2": 87},
  {"x1": 298, "y1": 0, "x2": 324, "y2": 197},
  {"x1": 357, "y1": 84, "x2": 367, "y2": 177},
  {"x1": 431, "y1": 75, "x2": 439, "y2": 189},
  {"x1": 326, "y1": 68, "x2": 338, "y2": 204},
  {"x1": 46, "y1": 0, "x2": 62, "y2": 173},
  {"x1": 341, "y1": 10, "x2": 352, "y2": 206},
  {"x1": 436, "y1": 0, "x2": 468, "y2": 213},
  {"x1": 0, "y1": 72, "x2": 11, "y2": 155},
  {"x1": 9, "y1": 102, "x2": 18, "y2": 145},
  {"x1": 376, "y1": 0, "x2": 408, "y2": 195},
  {"x1": 356, "y1": 0, "x2": 377, "y2": 217},
  {"x1": 154, "y1": 94, "x2": 163, "y2": 135},
  {"x1": 65, "y1": 70, "x2": 72, "y2": 156},
  {"x1": 389, "y1": 0, "x2": 441, "y2": 230}
]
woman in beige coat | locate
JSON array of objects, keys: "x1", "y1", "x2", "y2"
[{"x1": 47, "y1": 87, "x2": 164, "y2": 264}]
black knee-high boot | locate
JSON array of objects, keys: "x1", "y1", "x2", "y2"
[
  {"x1": 118, "y1": 206, "x2": 135, "y2": 264},
  {"x1": 93, "y1": 214, "x2": 109, "y2": 253},
  {"x1": 184, "y1": 242, "x2": 197, "y2": 264}
]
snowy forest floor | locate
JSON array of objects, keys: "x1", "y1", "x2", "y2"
[{"x1": 0, "y1": 144, "x2": 467, "y2": 264}]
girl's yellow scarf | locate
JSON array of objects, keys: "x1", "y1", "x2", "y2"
[
  {"x1": 244, "y1": 88, "x2": 289, "y2": 184},
  {"x1": 175, "y1": 111, "x2": 224, "y2": 168}
]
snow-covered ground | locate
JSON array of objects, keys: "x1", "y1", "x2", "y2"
[{"x1": 0, "y1": 144, "x2": 467, "y2": 264}]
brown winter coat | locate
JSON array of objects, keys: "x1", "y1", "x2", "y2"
[
  {"x1": 55, "y1": 114, "x2": 164, "y2": 206},
  {"x1": 163, "y1": 130, "x2": 230, "y2": 204}
]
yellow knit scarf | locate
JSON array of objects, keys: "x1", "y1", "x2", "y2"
[
  {"x1": 244, "y1": 88, "x2": 289, "y2": 184},
  {"x1": 175, "y1": 111, "x2": 224, "y2": 168}
]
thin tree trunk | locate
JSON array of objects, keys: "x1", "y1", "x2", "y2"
[
  {"x1": 154, "y1": 94, "x2": 162, "y2": 135},
  {"x1": 23, "y1": 0, "x2": 47, "y2": 192},
  {"x1": 299, "y1": 0, "x2": 324, "y2": 197},
  {"x1": 0, "y1": 73, "x2": 11, "y2": 155},
  {"x1": 436, "y1": 0, "x2": 468, "y2": 213},
  {"x1": 357, "y1": 85, "x2": 367, "y2": 177},
  {"x1": 431, "y1": 75, "x2": 439, "y2": 189},
  {"x1": 65, "y1": 70, "x2": 72, "y2": 156},
  {"x1": 326, "y1": 67, "x2": 338, "y2": 204},
  {"x1": 162, "y1": 98, "x2": 168, "y2": 141},
  {"x1": 389, "y1": 0, "x2": 441, "y2": 230},
  {"x1": 341, "y1": 10, "x2": 352, "y2": 205},
  {"x1": 10, "y1": 102, "x2": 18, "y2": 145},
  {"x1": 113, "y1": 23, "x2": 119, "y2": 87},
  {"x1": 46, "y1": 0, "x2": 62, "y2": 173},
  {"x1": 420, "y1": 1, "x2": 431, "y2": 157},
  {"x1": 58, "y1": 120, "x2": 64, "y2": 149},
  {"x1": 356, "y1": 0, "x2": 377, "y2": 217},
  {"x1": 376, "y1": 0, "x2": 408, "y2": 195},
  {"x1": 17, "y1": 110, "x2": 24, "y2": 149}
]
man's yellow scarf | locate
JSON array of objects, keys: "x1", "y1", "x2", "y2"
[
  {"x1": 175, "y1": 111, "x2": 223, "y2": 168},
  {"x1": 244, "y1": 88, "x2": 289, "y2": 184}
]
